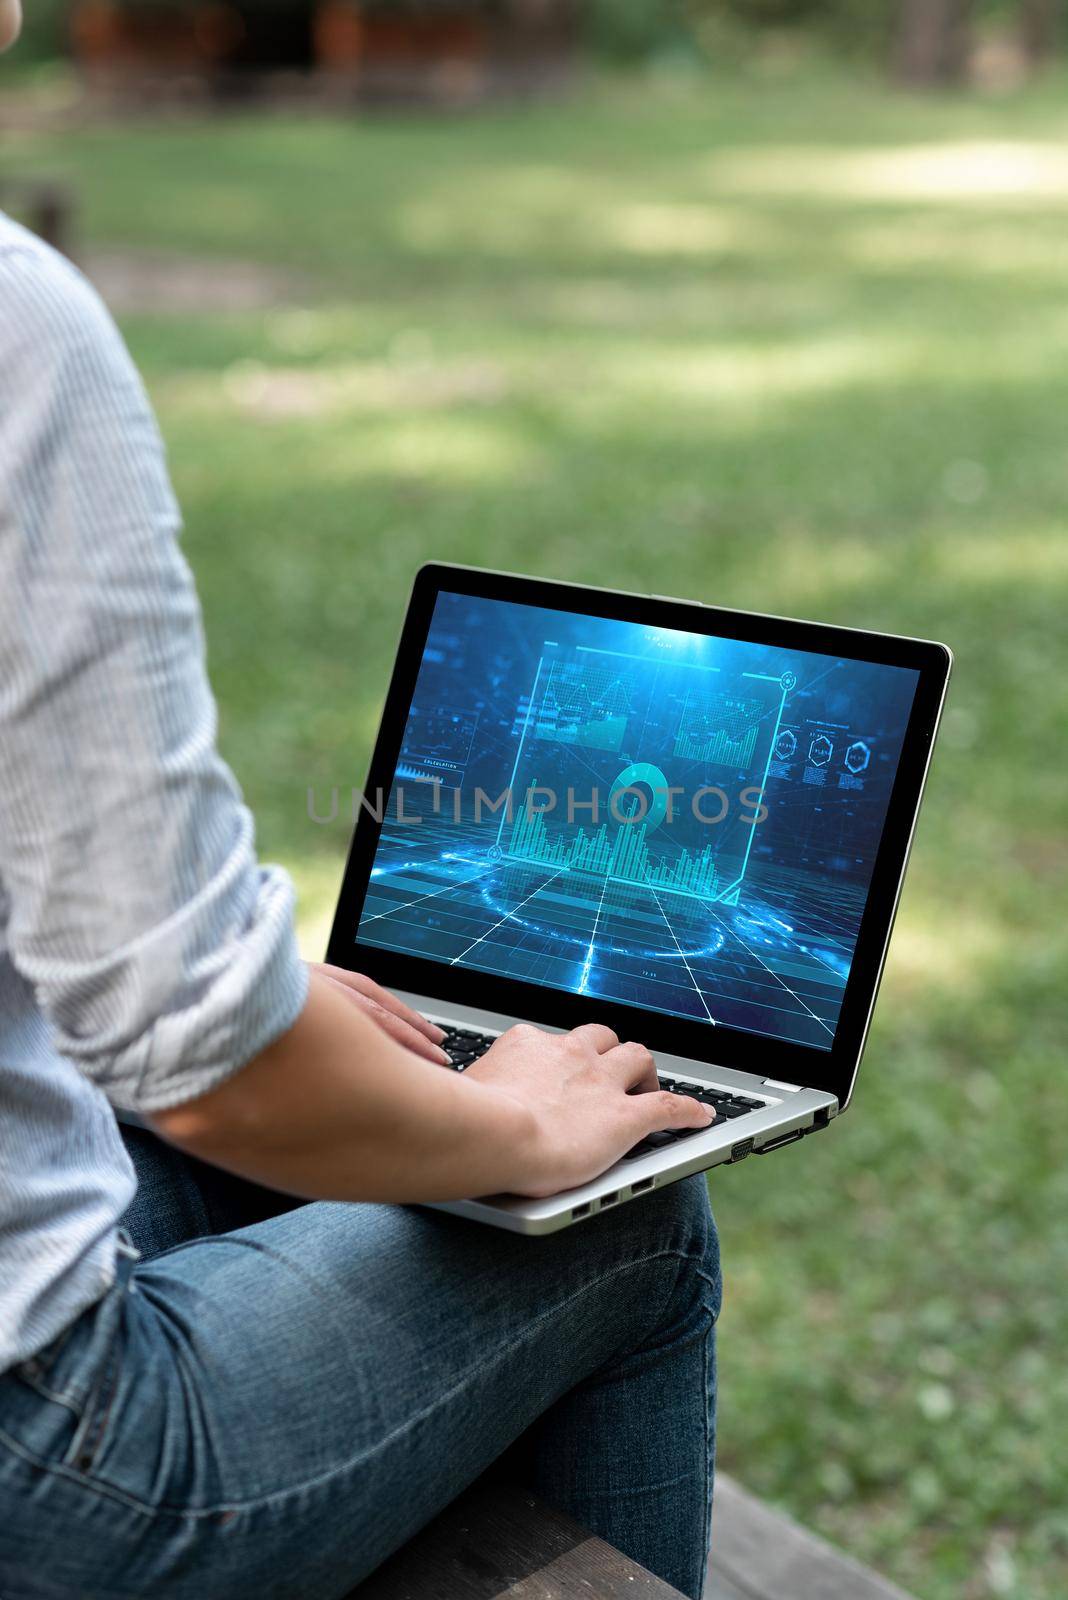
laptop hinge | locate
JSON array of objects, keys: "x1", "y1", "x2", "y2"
[{"x1": 763, "y1": 1078, "x2": 804, "y2": 1093}]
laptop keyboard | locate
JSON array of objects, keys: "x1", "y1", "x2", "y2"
[
  {"x1": 438, "y1": 1028, "x2": 766, "y2": 1159},
  {"x1": 658, "y1": 1078, "x2": 765, "y2": 1120},
  {"x1": 624, "y1": 1079, "x2": 765, "y2": 1161},
  {"x1": 440, "y1": 1026, "x2": 497, "y2": 1069}
]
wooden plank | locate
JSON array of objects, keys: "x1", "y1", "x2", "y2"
[
  {"x1": 353, "y1": 1473, "x2": 919, "y2": 1600},
  {"x1": 353, "y1": 1483, "x2": 687, "y2": 1600},
  {"x1": 703, "y1": 1571, "x2": 752, "y2": 1600},
  {"x1": 708, "y1": 1474, "x2": 917, "y2": 1600}
]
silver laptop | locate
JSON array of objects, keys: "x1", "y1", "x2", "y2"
[{"x1": 326, "y1": 565, "x2": 951, "y2": 1233}]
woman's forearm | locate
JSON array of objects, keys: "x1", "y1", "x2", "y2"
[{"x1": 149, "y1": 969, "x2": 538, "y2": 1203}]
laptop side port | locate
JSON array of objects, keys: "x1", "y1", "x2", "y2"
[
  {"x1": 730, "y1": 1138, "x2": 754, "y2": 1162},
  {"x1": 571, "y1": 1202, "x2": 592, "y2": 1219},
  {"x1": 630, "y1": 1177, "x2": 655, "y2": 1194},
  {"x1": 600, "y1": 1191, "x2": 619, "y2": 1207},
  {"x1": 756, "y1": 1129, "x2": 804, "y2": 1155}
]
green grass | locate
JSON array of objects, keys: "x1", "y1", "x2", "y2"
[{"x1": 7, "y1": 63, "x2": 1068, "y2": 1599}]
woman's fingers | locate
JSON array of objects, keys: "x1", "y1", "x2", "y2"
[
  {"x1": 567, "y1": 1023, "x2": 620, "y2": 1055},
  {"x1": 636, "y1": 1088, "x2": 715, "y2": 1136},
  {"x1": 314, "y1": 964, "x2": 447, "y2": 1043},
  {"x1": 317, "y1": 971, "x2": 450, "y2": 1064},
  {"x1": 367, "y1": 1004, "x2": 451, "y2": 1065},
  {"x1": 360, "y1": 1000, "x2": 452, "y2": 1065},
  {"x1": 599, "y1": 1038, "x2": 660, "y2": 1093}
]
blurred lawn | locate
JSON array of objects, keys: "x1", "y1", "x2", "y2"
[{"x1": 9, "y1": 64, "x2": 1068, "y2": 1600}]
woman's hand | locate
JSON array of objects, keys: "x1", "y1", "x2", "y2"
[
  {"x1": 153, "y1": 978, "x2": 713, "y2": 1205},
  {"x1": 464, "y1": 1023, "x2": 714, "y2": 1198},
  {"x1": 309, "y1": 963, "x2": 450, "y2": 1065}
]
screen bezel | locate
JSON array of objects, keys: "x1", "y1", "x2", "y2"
[{"x1": 326, "y1": 564, "x2": 951, "y2": 1108}]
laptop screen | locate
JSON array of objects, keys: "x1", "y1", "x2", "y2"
[{"x1": 355, "y1": 591, "x2": 920, "y2": 1052}]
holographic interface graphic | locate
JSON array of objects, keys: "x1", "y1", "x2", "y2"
[{"x1": 355, "y1": 594, "x2": 920, "y2": 1051}]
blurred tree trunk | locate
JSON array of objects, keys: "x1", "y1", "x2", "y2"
[
  {"x1": 1019, "y1": 0, "x2": 1060, "y2": 66},
  {"x1": 893, "y1": 0, "x2": 975, "y2": 86}
]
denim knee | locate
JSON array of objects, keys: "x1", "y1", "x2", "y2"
[
  {"x1": 594, "y1": 1173, "x2": 721, "y2": 1333},
  {"x1": 617, "y1": 1174, "x2": 721, "y2": 1366},
  {"x1": 643, "y1": 1175, "x2": 718, "y2": 1271},
  {"x1": 629, "y1": 1176, "x2": 720, "y2": 1342},
  {"x1": 659, "y1": 1174, "x2": 720, "y2": 1307}
]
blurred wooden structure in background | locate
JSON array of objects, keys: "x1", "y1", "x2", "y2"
[
  {"x1": 67, "y1": 0, "x2": 577, "y2": 106},
  {"x1": 893, "y1": 0, "x2": 1059, "y2": 86}
]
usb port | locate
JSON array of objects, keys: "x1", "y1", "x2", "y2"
[
  {"x1": 630, "y1": 1178, "x2": 655, "y2": 1194},
  {"x1": 600, "y1": 1190, "x2": 619, "y2": 1207},
  {"x1": 571, "y1": 1202, "x2": 591, "y2": 1219}
]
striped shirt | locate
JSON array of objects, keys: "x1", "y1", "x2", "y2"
[{"x1": 0, "y1": 212, "x2": 308, "y2": 1371}]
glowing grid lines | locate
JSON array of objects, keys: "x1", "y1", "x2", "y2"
[{"x1": 360, "y1": 825, "x2": 847, "y2": 1050}]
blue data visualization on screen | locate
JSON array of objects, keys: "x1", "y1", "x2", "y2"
[{"x1": 355, "y1": 594, "x2": 920, "y2": 1051}]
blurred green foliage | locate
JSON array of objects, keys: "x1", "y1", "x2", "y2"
[
  {"x1": 594, "y1": 0, "x2": 1051, "y2": 68},
  {"x1": 7, "y1": 61, "x2": 1068, "y2": 1600},
  {"x1": 12, "y1": 0, "x2": 66, "y2": 61}
]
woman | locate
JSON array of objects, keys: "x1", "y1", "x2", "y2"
[{"x1": 0, "y1": 5, "x2": 721, "y2": 1594}]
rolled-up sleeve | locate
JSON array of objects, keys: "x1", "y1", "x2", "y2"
[{"x1": 0, "y1": 237, "x2": 308, "y2": 1112}]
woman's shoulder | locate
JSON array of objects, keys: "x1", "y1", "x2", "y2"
[
  {"x1": 0, "y1": 208, "x2": 122, "y2": 371},
  {"x1": 0, "y1": 209, "x2": 137, "y2": 400}
]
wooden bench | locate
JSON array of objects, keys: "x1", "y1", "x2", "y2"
[
  {"x1": 353, "y1": 1475, "x2": 918, "y2": 1599},
  {"x1": 708, "y1": 1475, "x2": 917, "y2": 1600}
]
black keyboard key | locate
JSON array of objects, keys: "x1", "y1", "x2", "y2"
[
  {"x1": 441, "y1": 1027, "x2": 496, "y2": 1071},
  {"x1": 672, "y1": 1083, "x2": 763, "y2": 1113},
  {"x1": 623, "y1": 1131, "x2": 678, "y2": 1159},
  {"x1": 624, "y1": 1115, "x2": 719, "y2": 1158}
]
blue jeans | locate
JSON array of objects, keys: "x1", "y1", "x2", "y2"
[{"x1": 0, "y1": 1130, "x2": 721, "y2": 1600}]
